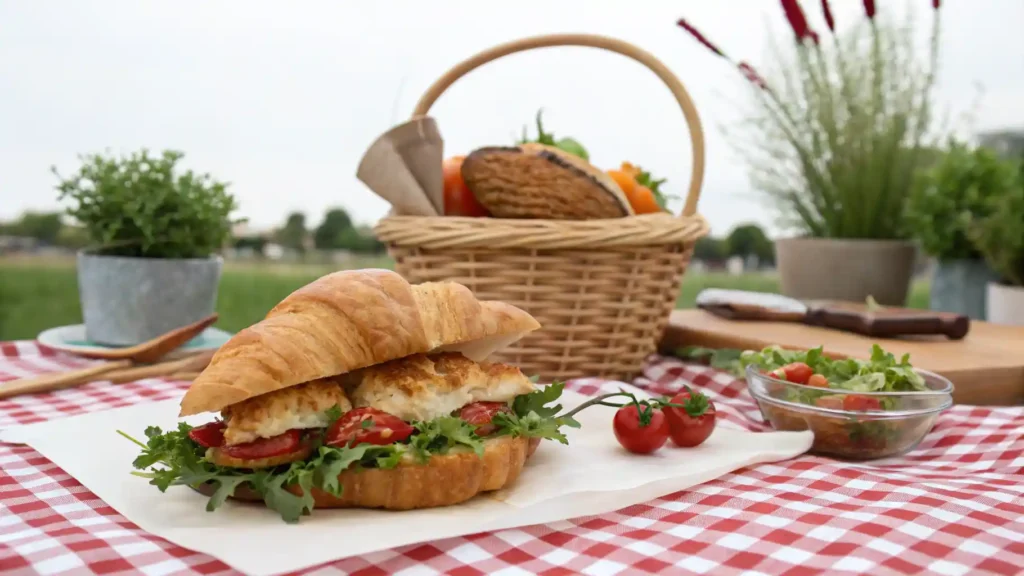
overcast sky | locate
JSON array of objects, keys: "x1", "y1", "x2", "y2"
[{"x1": 2, "y1": 0, "x2": 1022, "y2": 237}]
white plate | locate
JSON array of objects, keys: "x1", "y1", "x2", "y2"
[{"x1": 37, "y1": 324, "x2": 233, "y2": 358}]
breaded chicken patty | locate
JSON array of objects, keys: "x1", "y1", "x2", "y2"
[
  {"x1": 222, "y1": 377, "x2": 352, "y2": 445},
  {"x1": 348, "y1": 353, "x2": 536, "y2": 422}
]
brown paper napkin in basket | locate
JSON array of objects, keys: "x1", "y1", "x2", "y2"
[{"x1": 357, "y1": 117, "x2": 444, "y2": 216}]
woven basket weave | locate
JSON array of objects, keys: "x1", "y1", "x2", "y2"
[{"x1": 375, "y1": 34, "x2": 709, "y2": 382}]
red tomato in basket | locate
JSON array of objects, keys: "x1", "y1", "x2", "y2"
[
  {"x1": 459, "y1": 401, "x2": 511, "y2": 436},
  {"x1": 188, "y1": 421, "x2": 226, "y2": 448},
  {"x1": 843, "y1": 395, "x2": 882, "y2": 412},
  {"x1": 326, "y1": 407, "x2": 415, "y2": 447},
  {"x1": 663, "y1": 390, "x2": 716, "y2": 448},
  {"x1": 221, "y1": 430, "x2": 303, "y2": 460},
  {"x1": 781, "y1": 362, "x2": 813, "y2": 384},
  {"x1": 444, "y1": 156, "x2": 489, "y2": 217},
  {"x1": 613, "y1": 404, "x2": 670, "y2": 454}
]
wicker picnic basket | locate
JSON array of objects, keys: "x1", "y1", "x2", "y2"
[{"x1": 374, "y1": 34, "x2": 709, "y2": 382}]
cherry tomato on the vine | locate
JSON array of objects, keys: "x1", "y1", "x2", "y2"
[
  {"x1": 612, "y1": 403, "x2": 670, "y2": 454},
  {"x1": 663, "y1": 389, "x2": 716, "y2": 448}
]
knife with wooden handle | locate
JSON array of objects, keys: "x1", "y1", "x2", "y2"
[{"x1": 695, "y1": 289, "x2": 970, "y2": 340}]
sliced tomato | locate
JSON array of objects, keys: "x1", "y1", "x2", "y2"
[
  {"x1": 325, "y1": 407, "x2": 415, "y2": 448},
  {"x1": 843, "y1": 395, "x2": 882, "y2": 411},
  {"x1": 459, "y1": 401, "x2": 511, "y2": 436},
  {"x1": 782, "y1": 362, "x2": 813, "y2": 385},
  {"x1": 220, "y1": 429, "x2": 303, "y2": 460},
  {"x1": 188, "y1": 421, "x2": 226, "y2": 448}
]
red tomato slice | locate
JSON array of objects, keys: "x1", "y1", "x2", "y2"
[
  {"x1": 782, "y1": 362, "x2": 813, "y2": 385},
  {"x1": 325, "y1": 407, "x2": 415, "y2": 448},
  {"x1": 188, "y1": 421, "x2": 226, "y2": 448},
  {"x1": 843, "y1": 395, "x2": 882, "y2": 411},
  {"x1": 663, "y1": 391, "x2": 717, "y2": 448},
  {"x1": 220, "y1": 429, "x2": 303, "y2": 460},
  {"x1": 459, "y1": 401, "x2": 511, "y2": 436},
  {"x1": 612, "y1": 404, "x2": 670, "y2": 454}
]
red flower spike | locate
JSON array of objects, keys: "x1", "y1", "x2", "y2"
[
  {"x1": 780, "y1": 0, "x2": 816, "y2": 43},
  {"x1": 677, "y1": 19, "x2": 727, "y2": 58},
  {"x1": 821, "y1": 0, "x2": 835, "y2": 31},
  {"x1": 738, "y1": 62, "x2": 770, "y2": 91},
  {"x1": 863, "y1": 0, "x2": 876, "y2": 19}
]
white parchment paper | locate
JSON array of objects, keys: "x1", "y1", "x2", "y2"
[{"x1": 0, "y1": 386, "x2": 812, "y2": 575}]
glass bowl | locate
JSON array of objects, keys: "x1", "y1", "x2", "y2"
[{"x1": 745, "y1": 364, "x2": 954, "y2": 460}]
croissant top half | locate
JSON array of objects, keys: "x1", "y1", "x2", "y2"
[{"x1": 178, "y1": 269, "x2": 540, "y2": 417}]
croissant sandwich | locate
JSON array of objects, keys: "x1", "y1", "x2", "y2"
[{"x1": 122, "y1": 269, "x2": 583, "y2": 522}]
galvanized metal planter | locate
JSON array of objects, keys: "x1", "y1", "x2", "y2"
[
  {"x1": 77, "y1": 251, "x2": 222, "y2": 346},
  {"x1": 930, "y1": 259, "x2": 999, "y2": 320}
]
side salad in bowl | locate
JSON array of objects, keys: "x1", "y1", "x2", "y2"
[{"x1": 741, "y1": 345, "x2": 953, "y2": 460}]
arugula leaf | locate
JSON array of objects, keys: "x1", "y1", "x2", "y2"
[
  {"x1": 495, "y1": 382, "x2": 579, "y2": 443},
  {"x1": 512, "y1": 382, "x2": 565, "y2": 419},
  {"x1": 207, "y1": 475, "x2": 254, "y2": 512},
  {"x1": 409, "y1": 417, "x2": 483, "y2": 461},
  {"x1": 493, "y1": 410, "x2": 571, "y2": 444},
  {"x1": 257, "y1": 470, "x2": 313, "y2": 524}
]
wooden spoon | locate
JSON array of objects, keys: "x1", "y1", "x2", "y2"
[
  {"x1": 75, "y1": 314, "x2": 219, "y2": 363},
  {"x1": 0, "y1": 350, "x2": 216, "y2": 399}
]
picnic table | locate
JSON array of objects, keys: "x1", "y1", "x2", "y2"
[{"x1": 2, "y1": 340, "x2": 1022, "y2": 575}]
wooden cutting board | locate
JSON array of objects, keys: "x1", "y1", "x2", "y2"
[{"x1": 659, "y1": 309, "x2": 1024, "y2": 406}]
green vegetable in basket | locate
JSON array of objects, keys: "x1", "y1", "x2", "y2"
[{"x1": 517, "y1": 109, "x2": 590, "y2": 161}]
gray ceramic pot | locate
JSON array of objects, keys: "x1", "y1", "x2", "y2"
[
  {"x1": 930, "y1": 259, "x2": 999, "y2": 320},
  {"x1": 776, "y1": 238, "x2": 917, "y2": 305},
  {"x1": 77, "y1": 251, "x2": 222, "y2": 346}
]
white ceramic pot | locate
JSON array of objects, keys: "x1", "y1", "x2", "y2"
[{"x1": 986, "y1": 282, "x2": 1024, "y2": 326}]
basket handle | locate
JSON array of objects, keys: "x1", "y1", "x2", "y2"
[{"x1": 412, "y1": 33, "x2": 706, "y2": 218}]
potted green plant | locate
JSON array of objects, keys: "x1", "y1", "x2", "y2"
[
  {"x1": 969, "y1": 168, "x2": 1024, "y2": 326},
  {"x1": 679, "y1": 0, "x2": 944, "y2": 304},
  {"x1": 54, "y1": 149, "x2": 238, "y2": 345},
  {"x1": 906, "y1": 141, "x2": 1011, "y2": 319}
]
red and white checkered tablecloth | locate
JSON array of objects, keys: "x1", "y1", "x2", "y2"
[{"x1": 1, "y1": 341, "x2": 1022, "y2": 576}]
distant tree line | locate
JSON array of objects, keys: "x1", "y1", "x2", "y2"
[
  {"x1": 242, "y1": 207, "x2": 385, "y2": 255},
  {"x1": 2, "y1": 206, "x2": 386, "y2": 256},
  {"x1": 0, "y1": 211, "x2": 90, "y2": 249},
  {"x1": 693, "y1": 223, "x2": 775, "y2": 265}
]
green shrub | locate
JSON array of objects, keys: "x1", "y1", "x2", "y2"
[
  {"x1": 969, "y1": 169, "x2": 1024, "y2": 286},
  {"x1": 906, "y1": 141, "x2": 1018, "y2": 260},
  {"x1": 54, "y1": 149, "x2": 238, "y2": 259}
]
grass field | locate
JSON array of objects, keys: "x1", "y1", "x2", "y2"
[{"x1": 0, "y1": 256, "x2": 930, "y2": 341}]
